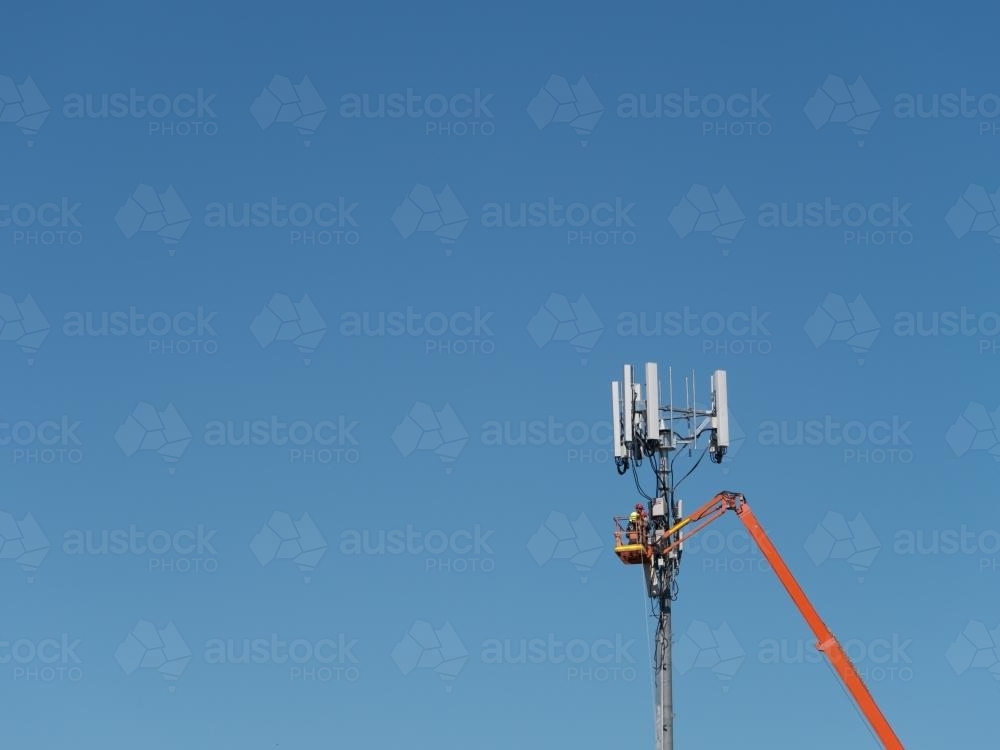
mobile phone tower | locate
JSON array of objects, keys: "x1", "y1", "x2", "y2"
[{"x1": 611, "y1": 364, "x2": 729, "y2": 750}]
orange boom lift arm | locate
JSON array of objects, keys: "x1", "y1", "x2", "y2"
[{"x1": 638, "y1": 492, "x2": 904, "y2": 750}]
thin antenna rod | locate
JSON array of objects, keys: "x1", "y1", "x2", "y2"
[
  {"x1": 668, "y1": 366, "x2": 674, "y2": 447},
  {"x1": 692, "y1": 370, "x2": 696, "y2": 451}
]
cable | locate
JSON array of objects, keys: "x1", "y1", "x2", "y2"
[
  {"x1": 639, "y1": 563, "x2": 657, "y2": 721},
  {"x1": 631, "y1": 458, "x2": 655, "y2": 500},
  {"x1": 672, "y1": 446, "x2": 708, "y2": 492}
]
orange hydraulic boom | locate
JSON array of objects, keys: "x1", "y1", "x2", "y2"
[{"x1": 616, "y1": 492, "x2": 904, "y2": 750}]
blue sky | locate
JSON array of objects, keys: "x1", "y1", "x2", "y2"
[{"x1": 1, "y1": 2, "x2": 998, "y2": 748}]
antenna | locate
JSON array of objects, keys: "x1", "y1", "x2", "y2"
[
  {"x1": 632, "y1": 380, "x2": 642, "y2": 451},
  {"x1": 711, "y1": 370, "x2": 729, "y2": 462},
  {"x1": 645, "y1": 362, "x2": 660, "y2": 442},
  {"x1": 611, "y1": 380, "x2": 625, "y2": 458},
  {"x1": 691, "y1": 369, "x2": 697, "y2": 451},
  {"x1": 623, "y1": 365, "x2": 634, "y2": 448},
  {"x1": 668, "y1": 366, "x2": 674, "y2": 444},
  {"x1": 612, "y1": 363, "x2": 729, "y2": 472}
]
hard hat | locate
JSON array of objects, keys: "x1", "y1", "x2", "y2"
[{"x1": 635, "y1": 503, "x2": 644, "y2": 511}]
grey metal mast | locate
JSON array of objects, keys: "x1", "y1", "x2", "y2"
[
  {"x1": 654, "y1": 451, "x2": 674, "y2": 750},
  {"x1": 656, "y1": 596, "x2": 673, "y2": 750}
]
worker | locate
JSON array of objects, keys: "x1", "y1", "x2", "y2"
[{"x1": 628, "y1": 503, "x2": 645, "y2": 543}]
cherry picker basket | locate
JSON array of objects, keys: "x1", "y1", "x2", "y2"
[{"x1": 612, "y1": 515, "x2": 650, "y2": 565}]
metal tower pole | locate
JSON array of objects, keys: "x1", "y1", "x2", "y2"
[
  {"x1": 655, "y1": 595, "x2": 673, "y2": 750},
  {"x1": 654, "y1": 451, "x2": 674, "y2": 750}
]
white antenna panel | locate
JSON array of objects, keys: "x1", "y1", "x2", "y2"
[
  {"x1": 611, "y1": 381, "x2": 625, "y2": 458},
  {"x1": 645, "y1": 362, "x2": 660, "y2": 441},
  {"x1": 712, "y1": 369, "x2": 729, "y2": 450},
  {"x1": 623, "y1": 365, "x2": 634, "y2": 445}
]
